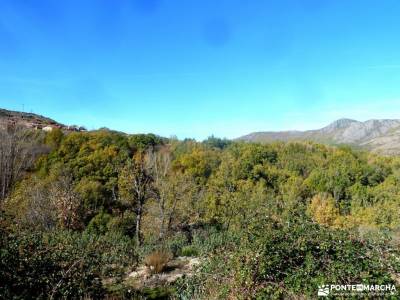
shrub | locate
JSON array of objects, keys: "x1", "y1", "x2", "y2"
[
  {"x1": 0, "y1": 229, "x2": 137, "y2": 299},
  {"x1": 164, "y1": 232, "x2": 188, "y2": 256},
  {"x1": 106, "y1": 211, "x2": 136, "y2": 237},
  {"x1": 0, "y1": 230, "x2": 104, "y2": 299},
  {"x1": 144, "y1": 250, "x2": 172, "y2": 274},
  {"x1": 192, "y1": 227, "x2": 240, "y2": 255},
  {"x1": 180, "y1": 245, "x2": 199, "y2": 257},
  {"x1": 86, "y1": 210, "x2": 112, "y2": 234},
  {"x1": 139, "y1": 232, "x2": 189, "y2": 260},
  {"x1": 177, "y1": 221, "x2": 400, "y2": 299}
]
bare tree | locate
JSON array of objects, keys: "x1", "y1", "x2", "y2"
[
  {"x1": 147, "y1": 147, "x2": 172, "y2": 238},
  {"x1": 0, "y1": 125, "x2": 38, "y2": 201},
  {"x1": 11, "y1": 171, "x2": 82, "y2": 230},
  {"x1": 147, "y1": 147, "x2": 194, "y2": 239},
  {"x1": 50, "y1": 174, "x2": 83, "y2": 230},
  {"x1": 25, "y1": 179, "x2": 57, "y2": 230},
  {"x1": 119, "y1": 151, "x2": 153, "y2": 246}
]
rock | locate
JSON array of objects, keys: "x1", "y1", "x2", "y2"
[
  {"x1": 126, "y1": 257, "x2": 202, "y2": 289},
  {"x1": 128, "y1": 266, "x2": 148, "y2": 279}
]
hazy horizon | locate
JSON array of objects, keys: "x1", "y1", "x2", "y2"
[{"x1": 1, "y1": 0, "x2": 400, "y2": 139}]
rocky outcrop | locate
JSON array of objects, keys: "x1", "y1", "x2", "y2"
[{"x1": 127, "y1": 257, "x2": 201, "y2": 289}]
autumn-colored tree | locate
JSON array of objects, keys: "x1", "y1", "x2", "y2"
[{"x1": 308, "y1": 193, "x2": 341, "y2": 227}]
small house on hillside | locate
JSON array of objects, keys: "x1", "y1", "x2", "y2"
[{"x1": 42, "y1": 126, "x2": 53, "y2": 132}]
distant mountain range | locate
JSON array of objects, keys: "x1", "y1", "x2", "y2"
[{"x1": 238, "y1": 118, "x2": 400, "y2": 155}]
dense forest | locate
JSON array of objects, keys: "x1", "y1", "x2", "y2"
[{"x1": 1, "y1": 125, "x2": 399, "y2": 299}]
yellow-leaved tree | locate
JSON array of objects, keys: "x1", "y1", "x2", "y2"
[{"x1": 308, "y1": 193, "x2": 343, "y2": 228}]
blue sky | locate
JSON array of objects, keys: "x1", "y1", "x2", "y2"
[{"x1": 1, "y1": 0, "x2": 400, "y2": 139}]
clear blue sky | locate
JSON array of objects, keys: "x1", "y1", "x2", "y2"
[{"x1": 1, "y1": 0, "x2": 400, "y2": 139}]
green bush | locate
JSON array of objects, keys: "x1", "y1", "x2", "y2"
[
  {"x1": 106, "y1": 211, "x2": 136, "y2": 237},
  {"x1": 237, "y1": 222, "x2": 397, "y2": 298},
  {"x1": 180, "y1": 245, "x2": 199, "y2": 257},
  {"x1": 166, "y1": 233, "x2": 189, "y2": 256},
  {"x1": 0, "y1": 229, "x2": 137, "y2": 299},
  {"x1": 0, "y1": 230, "x2": 103, "y2": 299},
  {"x1": 177, "y1": 221, "x2": 400, "y2": 299},
  {"x1": 192, "y1": 227, "x2": 241, "y2": 255},
  {"x1": 86, "y1": 210, "x2": 112, "y2": 234}
]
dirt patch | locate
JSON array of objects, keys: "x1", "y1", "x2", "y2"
[{"x1": 126, "y1": 256, "x2": 201, "y2": 289}]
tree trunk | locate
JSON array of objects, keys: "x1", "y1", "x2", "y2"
[
  {"x1": 135, "y1": 204, "x2": 143, "y2": 246},
  {"x1": 159, "y1": 209, "x2": 165, "y2": 239}
]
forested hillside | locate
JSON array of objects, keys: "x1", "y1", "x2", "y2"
[{"x1": 1, "y1": 125, "x2": 399, "y2": 299}]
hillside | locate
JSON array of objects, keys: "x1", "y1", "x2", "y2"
[
  {"x1": 4, "y1": 108, "x2": 400, "y2": 154},
  {"x1": 238, "y1": 118, "x2": 400, "y2": 155},
  {"x1": 0, "y1": 108, "x2": 85, "y2": 131}
]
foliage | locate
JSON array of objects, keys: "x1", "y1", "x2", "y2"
[
  {"x1": 86, "y1": 210, "x2": 112, "y2": 234},
  {"x1": 129, "y1": 133, "x2": 165, "y2": 151},
  {"x1": 106, "y1": 211, "x2": 136, "y2": 237},
  {"x1": 0, "y1": 224, "x2": 137, "y2": 299},
  {"x1": 180, "y1": 245, "x2": 199, "y2": 257},
  {"x1": 307, "y1": 192, "x2": 341, "y2": 227},
  {"x1": 44, "y1": 127, "x2": 64, "y2": 149},
  {"x1": 202, "y1": 135, "x2": 232, "y2": 149},
  {"x1": 2, "y1": 128, "x2": 400, "y2": 298},
  {"x1": 177, "y1": 221, "x2": 399, "y2": 299}
]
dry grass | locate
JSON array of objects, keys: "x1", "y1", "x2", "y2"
[{"x1": 144, "y1": 250, "x2": 172, "y2": 274}]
